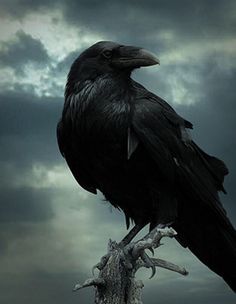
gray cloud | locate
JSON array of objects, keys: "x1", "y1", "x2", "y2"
[
  {"x1": 0, "y1": 0, "x2": 57, "y2": 19},
  {"x1": 2, "y1": 0, "x2": 235, "y2": 50},
  {"x1": 0, "y1": 89, "x2": 62, "y2": 166},
  {"x1": 61, "y1": 0, "x2": 236, "y2": 42},
  {"x1": 0, "y1": 272, "x2": 94, "y2": 304},
  {"x1": 0, "y1": 30, "x2": 50, "y2": 75},
  {"x1": 143, "y1": 277, "x2": 236, "y2": 304},
  {"x1": 0, "y1": 187, "x2": 53, "y2": 222}
]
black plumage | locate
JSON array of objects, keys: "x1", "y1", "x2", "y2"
[{"x1": 57, "y1": 41, "x2": 236, "y2": 291}]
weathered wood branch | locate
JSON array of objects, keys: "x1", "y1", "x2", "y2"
[{"x1": 73, "y1": 227, "x2": 188, "y2": 303}]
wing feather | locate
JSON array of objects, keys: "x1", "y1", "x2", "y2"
[
  {"x1": 132, "y1": 94, "x2": 230, "y2": 226},
  {"x1": 57, "y1": 119, "x2": 97, "y2": 194}
]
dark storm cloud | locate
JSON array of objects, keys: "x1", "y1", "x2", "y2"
[
  {"x1": 0, "y1": 89, "x2": 62, "y2": 166},
  {"x1": 0, "y1": 0, "x2": 57, "y2": 19},
  {"x1": 0, "y1": 90, "x2": 60, "y2": 227},
  {"x1": 1, "y1": 0, "x2": 235, "y2": 51},
  {"x1": 61, "y1": 0, "x2": 236, "y2": 46},
  {"x1": 0, "y1": 30, "x2": 50, "y2": 75}
]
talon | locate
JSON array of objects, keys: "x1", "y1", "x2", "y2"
[
  {"x1": 140, "y1": 252, "x2": 157, "y2": 279},
  {"x1": 149, "y1": 265, "x2": 156, "y2": 279},
  {"x1": 148, "y1": 247, "x2": 155, "y2": 256}
]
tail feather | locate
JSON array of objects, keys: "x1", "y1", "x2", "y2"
[
  {"x1": 219, "y1": 226, "x2": 236, "y2": 291},
  {"x1": 174, "y1": 203, "x2": 236, "y2": 292},
  {"x1": 172, "y1": 140, "x2": 236, "y2": 291}
]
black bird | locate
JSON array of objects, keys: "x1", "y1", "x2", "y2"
[{"x1": 57, "y1": 41, "x2": 236, "y2": 291}]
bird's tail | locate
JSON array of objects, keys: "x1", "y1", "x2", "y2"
[
  {"x1": 174, "y1": 141, "x2": 236, "y2": 291},
  {"x1": 174, "y1": 206, "x2": 236, "y2": 292}
]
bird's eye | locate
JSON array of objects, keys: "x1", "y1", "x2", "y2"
[{"x1": 102, "y1": 50, "x2": 112, "y2": 59}]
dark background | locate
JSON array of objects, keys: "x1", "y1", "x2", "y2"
[{"x1": 0, "y1": 1, "x2": 235, "y2": 303}]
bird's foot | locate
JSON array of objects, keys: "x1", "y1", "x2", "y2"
[
  {"x1": 124, "y1": 227, "x2": 176, "y2": 278},
  {"x1": 73, "y1": 227, "x2": 188, "y2": 294},
  {"x1": 130, "y1": 227, "x2": 188, "y2": 277}
]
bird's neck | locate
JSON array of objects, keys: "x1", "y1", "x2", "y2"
[{"x1": 65, "y1": 72, "x2": 133, "y2": 99}]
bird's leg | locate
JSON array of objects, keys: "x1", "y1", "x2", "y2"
[{"x1": 119, "y1": 223, "x2": 146, "y2": 247}]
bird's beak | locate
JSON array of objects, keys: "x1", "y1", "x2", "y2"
[{"x1": 112, "y1": 46, "x2": 160, "y2": 69}]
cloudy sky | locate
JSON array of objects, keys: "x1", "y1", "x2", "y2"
[{"x1": 0, "y1": 0, "x2": 236, "y2": 303}]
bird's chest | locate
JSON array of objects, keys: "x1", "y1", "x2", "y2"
[
  {"x1": 83, "y1": 101, "x2": 130, "y2": 142},
  {"x1": 66, "y1": 93, "x2": 131, "y2": 159}
]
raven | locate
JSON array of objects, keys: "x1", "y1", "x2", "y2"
[{"x1": 57, "y1": 41, "x2": 236, "y2": 291}]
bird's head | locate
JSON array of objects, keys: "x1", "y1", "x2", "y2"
[{"x1": 68, "y1": 41, "x2": 160, "y2": 84}]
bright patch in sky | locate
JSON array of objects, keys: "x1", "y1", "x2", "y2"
[
  {"x1": 162, "y1": 38, "x2": 236, "y2": 65},
  {"x1": 0, "y1": 9, "x2": 105, "y2": 96},
  {"x1": 0, "y1": 10, "x2": 104, "y2": 60}
]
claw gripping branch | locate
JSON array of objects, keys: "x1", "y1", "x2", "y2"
[{"x1": 73, "y1": 228, "x2": 188, "y2": 304}]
